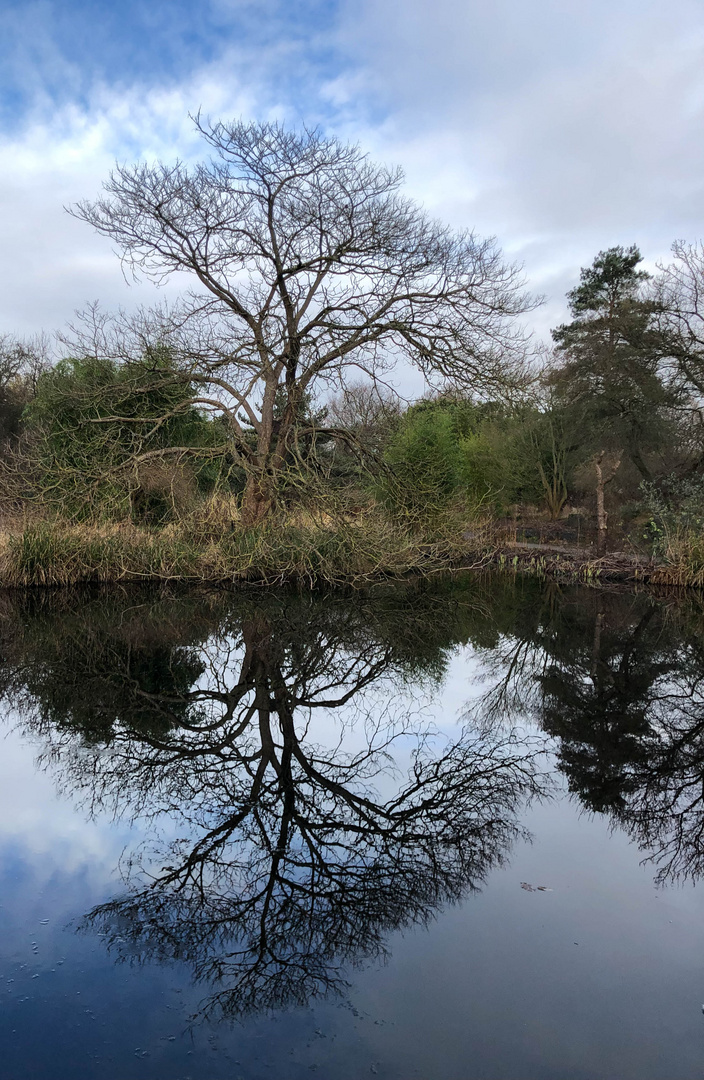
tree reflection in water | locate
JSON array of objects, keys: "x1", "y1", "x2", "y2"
[
  {"x1": 0, "y1": 583, "x2": 548, "y2": 1020},
  {"x1": 9, "y1": 579, "x2": 704, "y2": 1018},
  {"x1": 464, "y1": 584, "x2": 704, "y2": 884}
]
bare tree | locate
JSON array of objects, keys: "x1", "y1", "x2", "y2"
[
  {"x1": 0, "y1": 333, "x2": 52, "y2": 468},
  {"x1": 70, "y1": 118, "x2": 535, "y2": 524},
  {"x1": 655, "y1": 241, "x2": 704, "y2": 404}
]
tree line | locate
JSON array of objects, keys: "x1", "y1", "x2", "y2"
[{"x1": 2, "y1": 117, "x2": 704, "y2": 561}]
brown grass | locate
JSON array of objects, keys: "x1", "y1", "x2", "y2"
[
  {"x1": 647, "y1": 526, "x2": 704, "y2": 588},
  {"x1": 0, "y1": 507, "x2": 496, "y2": 589},
  {"x1": 4, "y1": 499, "x2": 699, "y2": 590}
]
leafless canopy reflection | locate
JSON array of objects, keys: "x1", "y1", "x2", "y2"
[{"x1": 0, "y1": 584, "x2": 547, "y2": 1020}]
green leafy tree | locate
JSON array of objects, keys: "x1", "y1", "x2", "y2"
[
  {"x1": 381, "y1": 396, "x2": 540, "y2": 520},
  {"x1": 501, "y1": 396, "x2": 575, "y2": 520},
  {"x1": 382, "y1": 403, "x2": 466, "y2": 519}
]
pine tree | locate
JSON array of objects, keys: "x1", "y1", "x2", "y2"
[{"x1": 550, "y1": 245, "x2": 677, "y2": 482}]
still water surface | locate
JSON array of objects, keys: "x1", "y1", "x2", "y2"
[{"x1": 1, "y1": 576, "x2": 704, "y2": 1079}]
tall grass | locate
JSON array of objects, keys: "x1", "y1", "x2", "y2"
[
  {"x1": 0, "y1": 506, "x2": 495, "y2": 589},
  {"x1": 649, "y1": 525, "x2": 704, "y2": 587}
]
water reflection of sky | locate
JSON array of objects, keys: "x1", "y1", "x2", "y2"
[{"x1": 3, "y1": 599, "x2": 704, "y2": 1079}]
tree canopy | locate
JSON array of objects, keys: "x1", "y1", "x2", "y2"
[
  {"x1": 70, "y1": 117, "x2": 534, "y2": 523},
  {"x1": 550, "y1": 245, "x2": 678, "y2": 482}
]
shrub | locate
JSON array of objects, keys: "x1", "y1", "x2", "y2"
[
  {"x1": 381, "y1": 407, "x2": 467, "y2": 520},
  {"x1": 22, "y1": 349, "x2": 225, "y2": 522}
]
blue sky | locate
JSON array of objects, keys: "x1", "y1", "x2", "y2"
[
  {"x1": 0, "y1": 1, "x2": 348, "y2": 126},
  {"x1": 1, "y1": 0, "x2": 704, "y2": 363}
]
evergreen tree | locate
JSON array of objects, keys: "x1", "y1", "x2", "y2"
[{"x1": 550, "y1": 245, "x2": 677, "y2": 481}]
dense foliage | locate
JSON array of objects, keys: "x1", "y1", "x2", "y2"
[{"x1": 22, "y1": 349, "x2": 226, "y2": 522}]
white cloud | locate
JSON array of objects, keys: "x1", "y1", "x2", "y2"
[
  {"x1": 331, "y1": 0, "x2": 704, "y2": 334},
  {"x1": 0, "y1": 69, "x2": 262, "y2": 338},
  {"x1": 2, "y1": 0, "x2": 704, "y2": 352},
  {"x1": 0, "y1": 723, "x2": 128, "y2": 876}
]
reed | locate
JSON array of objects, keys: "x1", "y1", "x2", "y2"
[
  {"x1": 649, "y1": 526, "x2": 704, "y2": 588},
  {"x1": 0, "y1": 508, "x2": 495, "y2": 589},
  {"x1": 5, "y1": 503, "x2": 700, "y2": 590}
]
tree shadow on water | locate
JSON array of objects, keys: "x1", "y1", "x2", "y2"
[{"x1": 461, "y1": 583, "x2": 704, "y2": 887}]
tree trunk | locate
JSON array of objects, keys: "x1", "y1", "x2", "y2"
[
  {"x1": 630, "y1": 444, "x2": 652, "y2": 481},
  {"x1": 241, "y1": 471, "x2": 275, "y2": 526},
  {"x1": 595, "y1": 455, "x2": 607, "y2": 557},
  {"x1": 594, "y1": 451, "x2": 621, "y2": 557},
  {"x1": 238, "y1": 391, "x2": 298, "y2": 527}
]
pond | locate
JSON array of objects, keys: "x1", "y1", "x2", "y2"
[{"x1": 1, "y1": 575, "x2": 704, "y2": 1079}]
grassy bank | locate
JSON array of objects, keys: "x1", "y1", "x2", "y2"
[
  {"x1": 0, "y1": 513, "x2": 495, "y2": 589},
  {"x1": 1, "y1": 511, "x2": 701, "y2": 589}
]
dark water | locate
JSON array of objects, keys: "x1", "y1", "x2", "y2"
[{"x1": 2, "y1": 576, "x2": 704, "y2": 1079}]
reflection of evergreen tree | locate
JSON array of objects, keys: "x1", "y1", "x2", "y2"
[
  {"x1": 538, "y1": 600, "x2": 666, "y2": 813},
  {"x1": 464, "y1": 584, "x2": 704, "y2": 884},
  {"x1": 541, "y1": 596, "x2": 704, "y2": 882}
]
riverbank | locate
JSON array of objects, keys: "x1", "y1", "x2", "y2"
[
  {"x1": 492, "y1": 542, "x2": 680, "y2": 585},
  {"x1": 0, "y1": 516, "x2": 695, "y2": 590},
  {"x1": 0, "y1": 517, "x2": 490, "y2": 589}
]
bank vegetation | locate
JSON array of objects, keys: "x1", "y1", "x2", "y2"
[{"x1": 3, "y1": 121, "x2": 704, "y2": 588}]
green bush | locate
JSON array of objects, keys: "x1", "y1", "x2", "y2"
[
  {"x1": 461, "y1": 426, "x2": 518, "y2": 513},
  {"x1": 381, "y1": 407, "x2": 466, "y2": 518},
  {"x1": 23, "y1": 349, "x2": 226, "y2": 522},
  {"x1": 380, "y1": 398, "x2": 532, "y2": 519}
]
